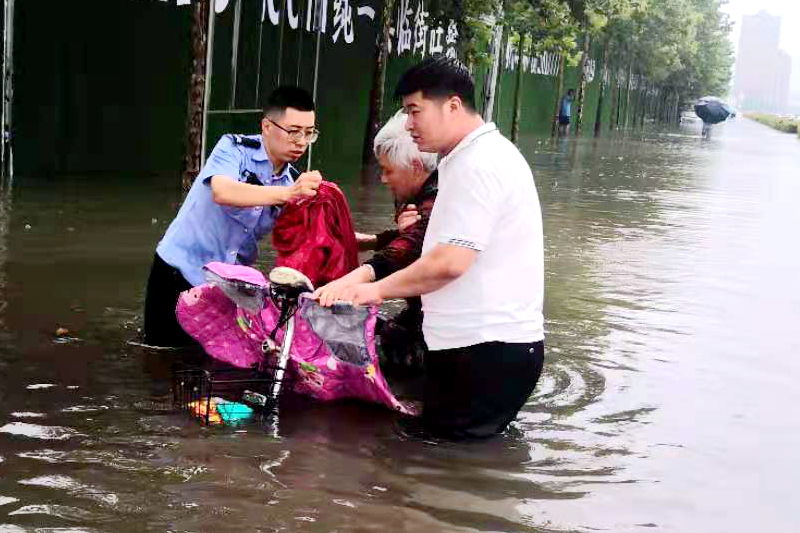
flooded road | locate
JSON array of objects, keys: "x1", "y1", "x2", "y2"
[{"x1": 1, "y1": 117, "x2": 798, "y2": 532}]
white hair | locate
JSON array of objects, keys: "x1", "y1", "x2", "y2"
[{"x1": 373, "y1": 112, "x2": 438, "y2": 172}]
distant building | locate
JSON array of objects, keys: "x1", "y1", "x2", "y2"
[
  {"x1": 733, "y1": 10, "x2": 793, "y2": 114},
  {"x1": 775, "y1": 51, "x2": 792, "y2": 114},
  {"x1": 789, "y1": 57, "x2": 800, "y2": 115}
]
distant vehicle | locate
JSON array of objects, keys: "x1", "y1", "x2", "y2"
[{"x1": 680, "y1": 111, "x2": 703, "y2": 125}]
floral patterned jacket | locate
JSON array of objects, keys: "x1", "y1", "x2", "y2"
[
  {"x1": 365, "y1": 169, "x2": 438, "y2": 283},
  {"x1": 367, "y1": 170, "x2": 438, "y2": 368}
]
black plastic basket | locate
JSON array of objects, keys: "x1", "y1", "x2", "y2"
[{"x1": 172, "y1": 361, "x2": 292, "y2": 425}]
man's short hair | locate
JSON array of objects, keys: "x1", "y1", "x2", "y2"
[
  {"x1": 393, "y1": 55, "x2": 476, "y2": 112},
  {"x1": 567, "y1": 89, "x2": 575, "y2": 95},
  {"x1": 264, "y1": 86, "x2": 315, "y2": 118},
  {"x1": 374, "y1": 111, "x2": 438, "y2": 172}
]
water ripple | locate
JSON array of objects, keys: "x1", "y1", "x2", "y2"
[
  {"x1": 60, "y1": 405, "x2": 110, "y2": 414},
  {"x1": 18, "y1": 475, "x2": 119, "y2": 506},
  {"x1": 17, "y1": 449, "x2": 68, "y2": 463},
  {"x1": 34, "y1": 527, "x2": 98, "y2": 533},
  {"x1": 17, "y1": 449, "x2": 164, "y2": 475},
  {"x1": 7, "y1": 504, "x2": 110, "y2": 522},
  {"x1": 9, "y1": 412, "x2": 46, "y2": 419},
  {"x1": 0, "y1": 423, "x2": 83, "y2": 441}
]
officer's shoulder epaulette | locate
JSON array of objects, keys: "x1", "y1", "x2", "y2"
[{"x1": 227, "y1": 134, "x2": 261, "y2": 149}]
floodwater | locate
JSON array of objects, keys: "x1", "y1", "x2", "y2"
[{"x1": 1, "y1": 117, "x2": 798, "y2": 532}]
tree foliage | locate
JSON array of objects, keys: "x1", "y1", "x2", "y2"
[{"x1": 455, "y1": 0, "x2": 733, "y2": 101}]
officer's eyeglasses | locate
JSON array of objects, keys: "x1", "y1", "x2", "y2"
[{"x1": 267, "y1": 118, "x2": 320, "y2": 144}]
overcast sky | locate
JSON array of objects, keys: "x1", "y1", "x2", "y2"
[
  {"x1": 722, "y1": 0, "x2": 799, "y2": 91},
  {"x1": 722, "y1": 0, "x2": 799, "y2": 54}
]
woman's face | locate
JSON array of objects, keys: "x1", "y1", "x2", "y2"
[{"x1": 377, "y1": 153, "x2": 424, "y2": 202}]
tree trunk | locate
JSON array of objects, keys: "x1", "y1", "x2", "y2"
[
  {"x1": 482, "y1": 23, "x2": 504, "y2": 122},
  {"x1": 671, "y1": 91, "x2": 678, "y2": 123},
  {"x1": 574, "y1": 31, "x2": 591, "y2": 136},
  {"x1": 617, "y1": 84, "x2": 623, "y2": 127},
  {"x1": 639, "y1": 83, "x2": 647, "y2": 128},
  {"x1": 511, "y1": 33, "x2": 526, "y2": 145},
  {"x1": 551, "y1": 54, "x2": 565, "y2": 137},
  {"x1": 493, "y1": 30, "x2": 510, "y2": 126},
  {"x1": 650, "y1": 87, "x2": 657, "y2": 123},
  {"x1": 657, "y1": 91, "x2": 663, "y2": 123},
  {"x1": 624, "y1": 60, "x2": 633, "y2": 129},
  {"x1": 650, "y1": 87, "x2": 655, "y2": 123},
  {"x1": 594, "y1": 38, "x2": 610, "y2": 137},
  {"x1": 361, "y1": 0, "x2": 397, "y2": 167},
  {"x1": 182, "y1": 0, "x2": 210, "y2": 192},
  {"x1": 608, "y1": 79, "x2": 618, "y2": 131},
  {"x1": 667, "y1": 92, "x2": 673, "y2": 123},
  {"x1": 635, "y1": 83, "x2": 646, "y2": 129},
  {"x1": 656, "y1": 89, "x2": 663, "y2": 122}
]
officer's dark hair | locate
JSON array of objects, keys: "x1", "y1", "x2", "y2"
[
  {"x1": 264, "y1": 86, "x2": 315, "y2": 118},
  {"x1": 567, "y1": 88, "x2": 575, "y2": 95},
  {"x1": 393, "y1": 55, "x2": 476, "y2": 113}
]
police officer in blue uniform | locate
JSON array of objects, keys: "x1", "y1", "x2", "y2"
[{"x1": 143, "y1": 86, "x2": 322, "y2": 347}]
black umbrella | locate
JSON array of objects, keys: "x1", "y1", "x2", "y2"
[{"x1": 694, "y1": 97, "x2": 734, "y2": 125}]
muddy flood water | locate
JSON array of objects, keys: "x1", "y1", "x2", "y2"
[{"x1": 0, "y1": 117, "x2": 798, "y2": 532}]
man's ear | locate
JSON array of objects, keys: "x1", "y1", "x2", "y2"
[
  {"x1": 411, "y1": 159, "x2": 424, "y2": 173},
  {"x1": 261, "y1": 117, "x2": 270, "y2": 132},
  {"x1": 448, "y1": 95, "x2": 462, "y2": 114}
]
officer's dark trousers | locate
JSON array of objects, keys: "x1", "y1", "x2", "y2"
[
  {"x1": 143, "y1": 253, "x2": 195, "y2": 347},
  {"x1": 422, "y1": 340, "x2": 545, "y2": 439}
]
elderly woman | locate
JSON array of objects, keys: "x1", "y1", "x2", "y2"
[{"x1": 315, "y1": 112, "x2": 438, "y2": 370}]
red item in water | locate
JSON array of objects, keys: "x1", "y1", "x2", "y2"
[{"x1": 272, "y1": 181, "x2": 359, "y2": 287}]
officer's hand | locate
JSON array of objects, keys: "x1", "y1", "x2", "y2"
[
  {"x1": 397, "y1": 204, "x2": 422, "y2": 233},
  {"x1": 291, "y1": 171, "x2": 322, "y2": 200}
]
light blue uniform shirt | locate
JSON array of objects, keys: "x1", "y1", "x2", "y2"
[{"x1": 156, "y1": 134, "x2": 296, "y2": 286}]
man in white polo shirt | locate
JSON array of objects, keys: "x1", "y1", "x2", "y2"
[{"x1": 333, "y1": 56, "x2": 544, "y2": 439}]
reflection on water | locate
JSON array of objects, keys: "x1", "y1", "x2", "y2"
[{"x1": 1, "y1": 119, "x2": 799, "y2": 532}]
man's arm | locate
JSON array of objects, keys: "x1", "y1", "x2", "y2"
[
  {"x1": 328, "y1": 244, "x2": 476, "y2": 306},
  {"x1": 313, "y1": 264, "x2": 376, "y2": 306},
  {"x1": 338, "y1": 162, "x2": 502, "y2": 306},
  {"x1": 374, "y1": 243, "x2": 476, "y2": 299},
  {"x1": 316, "y1": 205, "x2": 428, "y2": 305},
  {"x1": 210, "y1": 171, "x2": 321, "y2": 207}
]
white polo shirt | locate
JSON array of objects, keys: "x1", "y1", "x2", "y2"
[{"x1": 421, "y1": 122, "x2": 544, "y2": 351}]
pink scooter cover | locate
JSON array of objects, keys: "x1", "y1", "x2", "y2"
[{"x1": 176, "y1": 262, "x2": 416, "y2": 415}]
